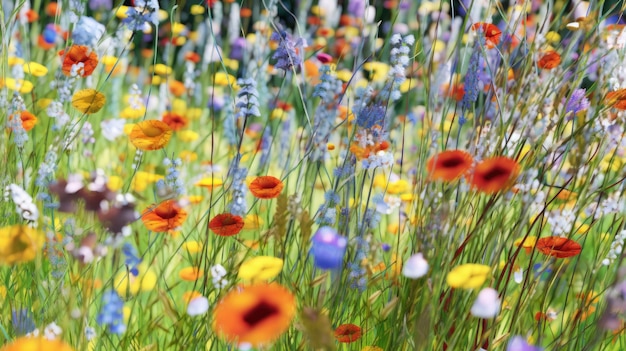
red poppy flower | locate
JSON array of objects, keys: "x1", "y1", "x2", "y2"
[
  {"x1": 209, "y1": 213, "x2": 245, "y2": 236},
  {"x1": 249, "y1": 176, "x2": 284, "y2": 199},
  {"x1": 334, "y1": 323, "x2": 362, "y2": 343},
  {"x1": 184, "y1": 52, "x2": 201, "y2": 64},
  {"x1": 535, "y1": 236, "x2": 582, "y2": 258},
  {"x1": 427, "y1": 150, "x2": 473, "y2": 182},
  {"x1": 538, "y1": 51, "x2": 561, "y2": 70},
  {"x1": 468, "y1": 156, "x2": 520, "y2": 193},
  {"x1": 162, "y1": 112, "x2": 188, "y2": 131},
  {"x1": 471, "y1": 23, "x2": 502, "y2": 48},
  {"x1": 141, "y1": 199, "x2": 187, "y2": 232},
  {"x1": 58, "y1": 45, "x2": 98, "y2": 77}
]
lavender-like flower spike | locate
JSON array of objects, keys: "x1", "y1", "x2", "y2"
[
  {"x1": 271, "y1": 30, "x2": 304, "y2": 72},
  {"x1": 562, "y1": 88, "x2": 590, "y2": 118}
]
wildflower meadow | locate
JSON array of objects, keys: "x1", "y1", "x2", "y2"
[{"x1": 2, "y1": 0, "x2": 626, "y2": 350}]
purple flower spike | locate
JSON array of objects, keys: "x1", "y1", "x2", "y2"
[
  {"x1": 507, "y1": 336, "x2": 543, "y2": 351},
  {"x1": 311, "y1": 226, "x2": 347, "y2": 270}
]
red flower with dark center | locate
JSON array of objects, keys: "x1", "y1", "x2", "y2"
[
  {"x1": 249, "y1": 176, "x2": 284, "y2": 199},
  {"x1": 427, "y1": 150, "x2": 473, "y2": 182},
  {"x1": 141, "y1": 199, "x2": 187, "y2": 232},
  {"x1": 213, "y1": 283, "x2": 296, "y2": 347},
  {"x1": 535, "y1": 236, "x2": 582, "y2": 258},
  {"x1": 334, "y1": 323, "x2": 362, "y2": 343},
  {"x1": 468, "y1": 157, "x2": 520, "y2": 193},
  {"x1": 58, "y1": 45, "x2": 98, "y2": 77},
  {"x1": 162, "y1": 112, "x2": 188, "y2": 131},
  {"x1": 209, "y1": 213, "x2": 245, "y2": 236}
]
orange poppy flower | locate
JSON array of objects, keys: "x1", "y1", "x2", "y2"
[
  {"x1": 162, "y1": 112, "x2": 188, "y2": 131},
  {"x1": 58, "y1": 45, "x2": 98, "y2": 77},
  {"x1": 0, "y1": 336, "x2": 74, "y2": 351},
  {"x1": 184, "y1": 52, "x2": 201, "y2": 64},
  {"x1": 537, "y1": 51, "x2": 561, "y2": 70},
  {"x1": 427, "y1": 150, "x2": 473, "y2": 182},
  {"x1": 179, "y1": 266, "x2": 203, "y2": 281},
  {"x1": 46, "y1": 2, "x2": 59, "y2": 16},
  {"x1": 606, "y1": 88, "x2": 626, "y2": 110},
  {"x1": 471, "y1": 23, "x2": 502, "y2": 48},
  {"x1": 24, "y1": 9, "x2": 39, "y2": 23},
  {"x1": 468, "y1": 156, "x2": 520, "y2": 193},
  {"x1": 209, "y1": 213, "x2": 245, "y2": 236},
  {"x1": 129, "y1": 120, "x2": 172, "y2": 151},
  {"x1": 10, "y1": 111, "x2": 37, "y2": 131},
  {"x1": 249, "y1": 176, "x2": 284, "y2": 199},
  {"x1": 168, "y1": 80, "x2": 186, "y2": 97},
  {"x1": 141, "y1": 199, "x2": 187, "y2": 232},
  {"x1": 445, "y1": 83, "x2": 465, "y2": 101},
  {"x1": 213, "y1": 283, "x2": 296, "y2": 347},
  {"x1": 535, "y1": 236, "x2": 581, "y2": 258},
  {"x1": 334, "y1": 323, "x2": 362, "y2": 343}
]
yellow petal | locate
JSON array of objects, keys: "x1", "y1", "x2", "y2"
[
  {"x1": 72, "y1": 89, "x2": 106, "y2": 114},
  {"x1": 23, "y1": 62, "x2": 48, "y2": 77},
  {"x1": 446, "y1": 264, "x2": 491, "y2": 289},
  {"x1": 238, "y1": 256, "x2": 284, "y2": 281}
]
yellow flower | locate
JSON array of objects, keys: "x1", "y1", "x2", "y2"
[
  {"x1": 120, "y1": 106, "x2": 146, "y2": 119},
  {"x1": 22, "y1": 62, "x2": 48, "y2": 77},
  {"x1": 131, "y1": 171, "x2": 164, "y2": 192},
  {"x1": 0, "y1": 225, "x2": 44, "y2": 265},
  {"x1": 71, "y1": 89, "x2": 106, "y2": 114},
  {"x1": 238, "y1": 256, "x2": 284, "y2": 281},
  {"x1": 3, "y1": 78, "x2": 34, "y2": 93},
  {"x1": 190, "y1": 5, "x2": 205, "y2": 15},
  {"x1": 446, "y1": 264, "x2": 491, "y2": 289},
  {"x1": 243, "y1": 214, "x2": 264, "y2": 230},
  {"x1": 363, "y1": 62, "x2": 390, "y2": 82},
  {"x1": 195, "y1": 176, "x2": 224, "y2": 189},
  {"x1": 115, "y1": 5, "x2": 130, "y2": 19},
  {"x1": 214, "y1": 72, "x2": 239, "y2": 90},
  {"x1": 178, "y1": 130, "x2": 199, "y2": 142},
  {"x1": 183, "y1": 241, "x2": 203, "y2": 254},
  {"x1": 114, "y1": 262, "x2": 157, "y2": 297},
  {"x1": 151, "y1": 63, "x2": 172, "y2": 76},
  {"x1": 108, "y1": 175, "x2": 123, "y2": 192}
]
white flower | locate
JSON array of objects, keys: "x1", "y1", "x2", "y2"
[
  {"x1": 100, "y1": 119, "x2": 126, "y2": 141},
  {"x1": 402, "y1": 253, "x2": 429, "y2": 279},
  {"x1": 470, "y1": 288, "x2": 501, "y2": 319},
  {"x1": 514, "y1": 267, "x2": 523, "y2": 284},
  {"x1": 187, "y1": 296, "x2": 209, "y2": 316},
  {"x1": 44, "y1": 322, "x2": 62, "y2": 340}
]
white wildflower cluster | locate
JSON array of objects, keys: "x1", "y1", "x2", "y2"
[
  {"x1": 547, "y1": 207, "x2": 577, "y2": 237},
  {"x1": 210, "y1": 264, "x2": 229, "y2": 289},
  {"x1": 603, "y1": 229, "x2": 626, "y2": 266},
  {"x1": 7, "y1": 93, "x2": 28, "y2": 148},
  {"x1": 4, "y1": 184, "x2": 39, "y2": 226},
  {"x1": 47, "y1": 100, "x2": 71, "y2": 128},
  {"x1": 28, "y1": 322, "x2": 63, "y2": 340},
  {"x1": 363, "y1": 151, "x2": 394, "y2": 170}
]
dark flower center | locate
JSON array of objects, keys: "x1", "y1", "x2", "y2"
[
  {"x1": 482, "y1": 166, "x2": 510, "y2": 181},
  {"x1": 243, "y1": 300, "x2": 279, "y2": 327},
  {"x1": 155, "y1": 205, "x2": 179, "y2": 219},
  {"x1": 440, "y1": 158, "x2": 465, "y2": 168}
]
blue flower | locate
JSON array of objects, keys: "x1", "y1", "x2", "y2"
[
  {"x1": 122, "y1": 243, "x2": 141, "y2": 276},
  {"x1": 11, "y1": 309, "x2": 35, "y2": 336},
  {"x1": 311, "y1": 227, "x2": 347, "y2": 270},
  {"x1": 562, "y1": 88, "x2": 589, "y2": 118},
  {"x1": 97, "y1": 290, "x2": 126, "y2": 334}
]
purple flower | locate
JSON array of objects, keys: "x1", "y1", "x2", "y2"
[
  {"x1": 89, "y1": 0, "x2": 112, "y2": 11},
  {"x1": 507, "y1": 336, "x2": 542, "y2": 351},
  {"x1": 347, "y1": 0, "x2": 367, "y2": 18},
  {"x1": 270, "y1": 30, "x2": 304, "y2": 72},
  {"x1": 562, "y1": 88, "x2": 589, "y2": 118},
  {"x1": 311, "y1": 227, "x2": 347, "y2": 269}
]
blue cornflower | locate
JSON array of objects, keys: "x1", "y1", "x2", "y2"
[
  {"x1": 97, "y1": 290, "x2": 126, "y2": 334},
  {"x1": 122, "y1": 243, "x2": 141, "y2": 276},
  {"x1": 122, "y1": 8, "x2": 155, "y2": 31},
  {"x1": 270, "y1": 30, "x2": 304, "y2": 72}
]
